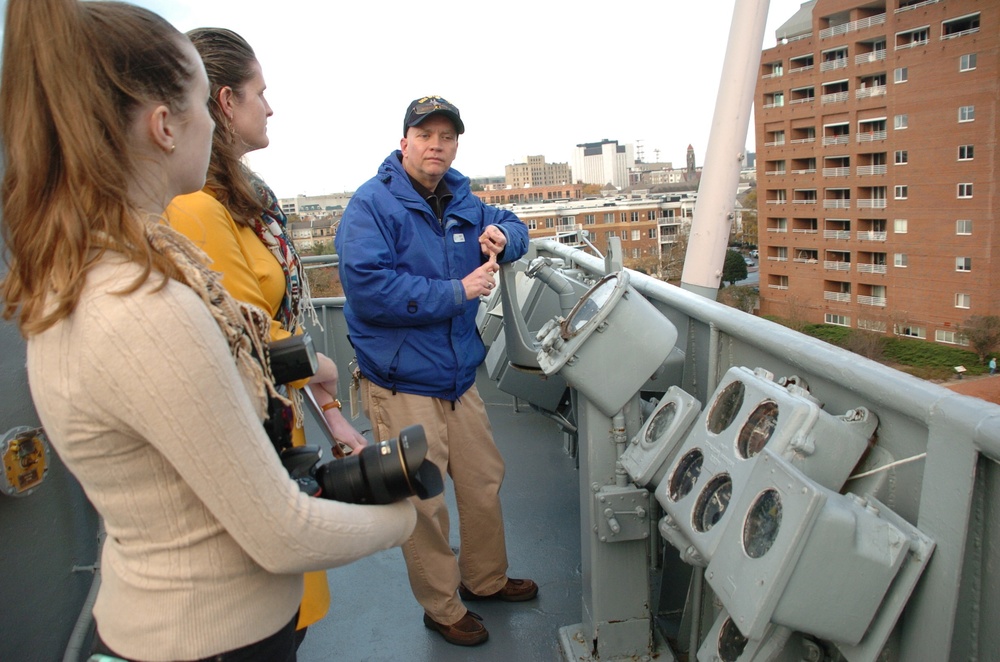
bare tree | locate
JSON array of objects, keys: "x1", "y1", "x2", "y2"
[
  {"x1": 719, "y1": 285, "x2": 759, "y2": 314},
  {"x1": 957, "y1": 315, "x2": 1000, "y2": 364}
]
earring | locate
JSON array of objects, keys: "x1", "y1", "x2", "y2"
[{"x1": 170, "y1": 144, "x2": 176, "y2": 153}]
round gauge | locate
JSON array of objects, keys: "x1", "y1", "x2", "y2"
[
  {"x1": 644, "y1": 401, "x2": 678, "y2": 446},
  {"x1": 667, "y1": 448, "x2": 703, "y2": 501},
  {"x1": 737, "y1": 400, "x2": 779, "y2": 458},
  {"x1": 718, "y1": 617, "x2": 748, "y2": 662},
  {"x1": 564, "y1": 274, "x2": 619, "y2": 335},
  {"x1": 743, "y1": 489, "x2": 782, "y2": 559},
  {"x1": 707, "y1": 381, "x2": 745, "y2": 434},
  {"x1": 693, "y1": 473, "x2": 732, "y2": 532}
]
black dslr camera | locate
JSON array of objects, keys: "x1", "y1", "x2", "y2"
[{"x1": 266, "y1": 334, "x2": 443, "y2": 504}]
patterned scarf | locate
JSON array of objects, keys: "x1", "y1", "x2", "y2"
[
  {"x1": 248, "y1": 175, "x2": 319, "y2": 333},
  {"x1": 143, "y1": 220, "x2": 289, "y2": 418}
]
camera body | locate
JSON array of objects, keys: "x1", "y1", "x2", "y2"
[{"x1": 267, "y1": 335, "x2": 443, "y2": 505}]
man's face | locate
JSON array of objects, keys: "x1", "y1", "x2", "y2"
[{"x1": 400, "y1": 114, "x2": 459, "y2": 190}]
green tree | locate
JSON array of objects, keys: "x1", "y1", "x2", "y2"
[
  {"x1": 721, "y1": 249, "x2": 748, "y2": 286},
  {"x1": 957, "y1": 315, "x2": 1000, "y2": 364}
]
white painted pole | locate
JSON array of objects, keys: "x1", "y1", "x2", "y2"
[{"x1": 681, "y1": 0, "x2": 770, "y2": 300}]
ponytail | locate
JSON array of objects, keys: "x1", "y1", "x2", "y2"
[{"x1": 0, "y1": 0, "x2": 194, "y2": 336}]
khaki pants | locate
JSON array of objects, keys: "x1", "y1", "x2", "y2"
[{"x1": 361, "y1": 379, "x2": 509, "y2": 625}]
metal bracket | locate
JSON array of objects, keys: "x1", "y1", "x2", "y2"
[{"x1": 594, "y1": 485, "x2": 650, "y2": 542}]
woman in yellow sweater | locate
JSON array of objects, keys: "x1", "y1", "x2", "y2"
[{"x1": 166, "y1": 28, "x2": 365, "y2": 643}]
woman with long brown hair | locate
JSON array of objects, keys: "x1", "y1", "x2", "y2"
[
  {"x1": 0, "y1": 1, "x2": 414, "y2": 660},
  {"x1": 165, "y1": 28, "x2": 368, "y2": 643}
]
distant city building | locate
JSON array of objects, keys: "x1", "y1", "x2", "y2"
[
  {"x1": 502, "y1": 191, "x2": 707, "y2": 261},
  {"x1": 755, "y1": 0, "x2": 995, "y2": 345},
  {"x1": 474, "y1": 184, "x2": 585, "y2": 206},
  {"x1": 278, "y1": 192, "x2": 353, "y2": 217},
  {"x1": 505, "y1": 155, "x2": 572, "y2": 188},
  {"x1": 571, "y1": 139, "x2": 635, "y2": 189}
]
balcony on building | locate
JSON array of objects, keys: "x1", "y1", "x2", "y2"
[
  {"x1": 824, "y1": 218, "x2": 851, "y2": 240},
  {"x1": 824, "y1": 188, "x2": 851, "y2": 209},
  {"x1": 762, "y1": 60, "x2": 784, "y2": 79},
  {"x1": 794, "y1": 248, "x2": 819, "y2": 264},
  {"x1": 767, "y1": 217, "x2": 788, "y2": 234},
  {"x1": 858, "y1": 186, "x2": 888, "y2": 210},
  {"x1": 857, "y1": 218, "x2": 887, "y2": 242},
  {"x1": 768, "y1": 246, "x2": 789, "y2": 263},
  {"x1": 765, "y1": 159, "x2": 786, "y2": 176},
  {"x1": 822, "y1": 80, "x2": 850, "y2": 105},
  {"x1": 766, "y1": 189, "x2": 787, "y2": 205},
  {"x1": 856, "y1": 73, "x2": 887, "y2": 100},
  {"x1": 824, "y1": 250, "x2": 852, "y2": 271},
  {"x1": 823, "y1": 122, "x2": 849, "y2": 146},
  {"x1": 823, "y1": 280, "x2": 851, "y2": 303},
  {"x1": 791, "y1": 156, "x2": 816, "y2": 175},
  {"x1": 854, "y1": 38, "x2": 887, "y2": 65},
  {"x1": 791, "y1": 126, "x2": 816, "y2": 145},
  {"x1": 819, "y1": 8, "x2": 886, "y2": 40},
  {"x1": 790, "y1": 86, "x2": 816, "y2": 105},
  {"x1": 793, "y1": 189, "x2": 818, "y2": 205},
  {"x1": 788, "y1": 53, "x2": 814, "y2": 74},
  {"x1": 857, "y1": 152, "x2": 887, "y2": 176},
  {"x1": 857, "y1": 251, "x2": 888, "y2": 275},
  {"x1": 823, "y1": 156, "x2": 850, "y2": 178},
  {"x1": 793, "y1": 216, "x2": 817, "y2": 233},
  {"x1": 857, "y1": 117, "x2": 887, "y2": 143},
  {"x1": 857, "y1": 284, "x2": 887, "y2": 307}
]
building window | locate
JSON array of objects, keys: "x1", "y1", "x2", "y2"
[
  {"x1": 604, "y1": 213, "x2": 614, "y2": 224},
  {"x1": 936, "y1": 330, "x2": 968, "y2": 346},
  {"x1": 958, "y1": 183, "x2": 973, "y2": 198},
  {"x1": 894, "y1": 219, "x2": 907, "y2": 233},
  {"x1": 647, "y1": 228, "x2": 657, "y2": 239},
  {"x1": 955, "y1": 293, "x2": 971, "y2": 309},
  {"x1": 894, "y1": 185, "x2": 908, "y2": 200},
  {"x1": 960, "y1": 53, "x2": 977, "y2": 71},
  {"x1": 605, "y1": 231, "x2": 614, "y2": 240},
  {"x1": 630, "y1": 230, "x2": 641, "y2": 241},
  {"x1": 897, "y1": 326, "x2": 926, "y2": 339},
  {"x1": 894, "y1": 150, "x2": 908, "y2": 165},
  {"x1": 894, "y1": 67, "x2": 908, "y2": 83},
  {"x1": 647, "y1": 210, "x2": 658, "y2": 221},
  {"x1": 526, "y1": 219, "x2": 537, "y2": 230},
  {"x1": 894, "y1": 253, "x2": 908, "y2": 267},
  {"x1": 545, "y1": 218, "x2": 554, "y2": 229},
  {"x1": 620, "y1": 212, "x2": 627, "y2": 223},
  {"x1": 584, "y1": 214, "x2": 595, "y2": 225},
  {"x1": 825, "y1": 314, "x2": 850, "y2": 327},
  {"x1": 956, "y1": 257, "x2": 972, "y2": 272},
  {"x1": 630, "y1": 211, "x2": 640, "y2": 222},
  {"x1": 894, "y1": 114, "x2": 908, "y2": 130},
  {"x1": 631, "y1": 248, "x2": 641, "y2": 259},
  {"x1": 620, "y1": 230, "x2": 628, "y2": 240},
  {"x1": 958, "y1": 106, "x2": 975, "y2": 122},
  {"x1": 956, "y1": 220, "x2": 972, "y2": 235},
  {"x1": 958, "y1": 145, "x2": 974, "y2": 161}
]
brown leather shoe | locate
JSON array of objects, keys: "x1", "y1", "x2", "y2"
[
  {"x1": 459, "y1": 577, "x2": 539, "y2": 602},
  {"x1": 423, "y1": 610, "x2": 489, "y2": 646}
]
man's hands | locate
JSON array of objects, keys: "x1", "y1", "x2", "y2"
[
  {"x1": 479, "y1": 225, "x2": 507, "y2": 258},
  {"x1": 459, "y1": 225, "x2": 508, "y2": 300}
]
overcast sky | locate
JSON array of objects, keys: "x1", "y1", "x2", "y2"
[{"x1": 12, "y1": 0, "x2": 807, "y2": 198}]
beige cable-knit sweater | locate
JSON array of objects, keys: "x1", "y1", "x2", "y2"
[{"x1": 26, "y1": 257, "x2": 415, "y2": 661}]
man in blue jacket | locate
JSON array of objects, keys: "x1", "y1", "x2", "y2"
[{"x1": 336, "y1": 96, "x2": 536, "y2": 646}]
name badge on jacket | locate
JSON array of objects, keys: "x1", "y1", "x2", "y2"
[{"x1": 453, "y1": 234, "x2": 465, "y2": 243}]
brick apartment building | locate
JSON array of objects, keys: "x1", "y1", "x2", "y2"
[{"x1": 755, "y1": 0, "x2": 996, "y2": 345}]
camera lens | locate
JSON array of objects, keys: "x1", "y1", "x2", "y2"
[{"x1": 314, "y1": 425, "x2": 443, "y2": 504}]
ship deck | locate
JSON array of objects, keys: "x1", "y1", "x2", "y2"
[{"x1": 297, "y1": 366, "x2": 582, "y2": 662}]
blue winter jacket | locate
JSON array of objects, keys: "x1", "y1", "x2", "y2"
[{"x1": 336, "y1": 152, "x2": 529, "y2": 401}]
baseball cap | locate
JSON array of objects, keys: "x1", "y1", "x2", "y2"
[{"x1": 403, "y1": 96, "x2": 465, "y2": 136}]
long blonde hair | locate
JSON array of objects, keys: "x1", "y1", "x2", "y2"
[{"x1": 0, "y1": 0, "x2": 196, "y2": 336}]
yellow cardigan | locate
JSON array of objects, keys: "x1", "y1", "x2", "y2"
[{"x1": 166, "y1": 189, "x2": 330, "y2": 630}]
